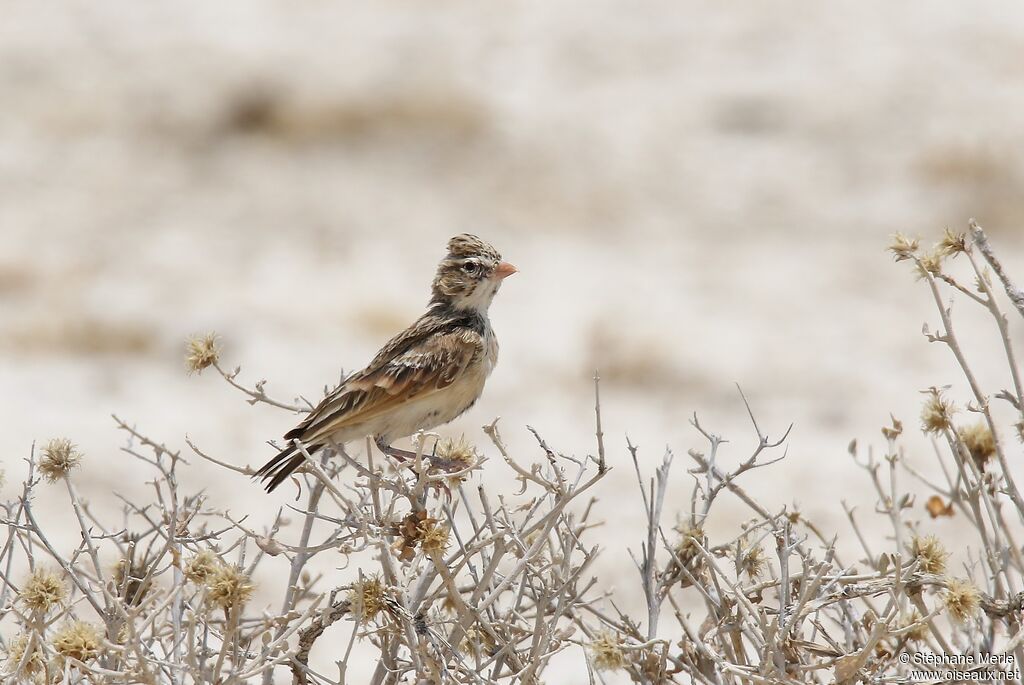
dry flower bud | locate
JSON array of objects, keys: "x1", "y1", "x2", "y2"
[
  {"x1": 185, "y1": 333, "x2": 220, "y2": 374},
  {"x1": 920, "y1": 388, "x2": 955, "y2": 434},
  {"x1": 113, "y1": 552, "x2": 152, "y2": 607},
  {"x1": 184, "y1": 550, "x2": 218, "y2": 584},
  {"x1": 675, "y1": 525, "x2": 704, "y2": 561},
  {"x1": 205, "y1": 564, "x2": 255, "y2": 610},
  {"x1": 958, "y1": 422, "x2": 996, "y2": 468},
  {"x1": 888, "y1": 233, "x2": 920, "y2": 261},
  {"x1": 347, "y1": 575, "x2": 385, "y2": 621},
  {"x1": 393, "y1": 510, "x2": 445, "y2": 561},
  {"x1": 881, "y1": 415, "x2": 903, "y2": 440},
  {"x1": 898, "y1": 611, "x2": 929, "y2": 642},
  {"x1": 910, "y1": 535, "x2": 948, "y2": 574},
  {"x1": 18, "y1": 568, "x2": 67, "y2": 613},
  {"x1": 436, "y1": 436, "x2": 477, "y2": 468},
  {"x1": 943, "y1": 577, "x2": 980, "y2": 623},
  {"x1": 914, "y1": 250, "x2": 943, "y2": 280},
  {"x1": 937, "y1": 228, "x2": 967, "y2": 257},
  {"x1": 51, "y1": 621, "x2": 102, "y2": 664},
  {"x1": 419, "y1": 517, "x2": 449, "y2": 556},
  {"x1": 738, "y1": 536, "x2": 768, "y2": 580},
  {"x1": 590, "y1": 632, "x2": 626, "y2": 671},
  {"x1": 431, "y1": 436, "x2": 480, "y2": 487},
  {"x1": 39, "y1": 438, "x2": 82, "y2": 482},
  {"x1": 5, "y1": 633, "x2": 44, "y2": 675},
  {"x1": 666, "y1": 526, "x2": 706, "y2": 588}
]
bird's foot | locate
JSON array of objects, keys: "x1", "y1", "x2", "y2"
[
  {"x1": 374, "y1": 437, "x2": 458, "y2": 500},
  {"x1": 374, "y1": 437, "x2": 418, "y2": 463}
]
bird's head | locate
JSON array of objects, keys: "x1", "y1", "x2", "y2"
[{"x1": 430, "y1": 234, "x2": 517, "y2": 313}]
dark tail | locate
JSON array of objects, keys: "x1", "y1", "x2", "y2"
[{"x1": 254, "y1": 442, "x2": 323, "y2": 492}]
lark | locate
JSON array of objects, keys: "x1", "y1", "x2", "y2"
[{"x1": 255, "y1": 234, "x2": 516, "y2": 492}]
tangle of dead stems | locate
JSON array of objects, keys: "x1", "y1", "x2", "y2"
[{"x1": 3, "y1": 221, "x2": 1024, "y2": 684}]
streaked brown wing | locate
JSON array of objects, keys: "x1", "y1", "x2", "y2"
[
  {"x1": 284, "y1": 315, "x2": 442, "y2": 439},
  {"x1": 287, "y1": 326, "x2": 483, "y2": 445}
]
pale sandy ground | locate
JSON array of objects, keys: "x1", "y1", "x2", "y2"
[{"x1": 3, "y1": 2, "x2": 1024, "y2": 682}]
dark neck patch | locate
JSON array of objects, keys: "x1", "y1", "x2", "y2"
[{"x1": 429, "y1": 302, "x2": 488, "y2": 334}]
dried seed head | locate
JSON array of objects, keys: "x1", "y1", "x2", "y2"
[
  {"x1": 19, "y1": 568, "x2": 67, "y2": 613},
  {"x1": 5, "y1": 633, "x2": 44, "y2": 675},
  {"x1": 419, "y1": 517, "x2": 449, "y2": 556},
  {"x1": 433, "y1": 436, "x2": 480, "y2": 487},
  {"x1": 920, "y1": 388, "x2": 956, "y2": 434},
  {"x1": 51, "y1": 621, "x2": 102, "y2": 664},
  {"x1": 675, "y1": 526, "x2": 704, "y2": 561},
  {"x1": 590, "y1": 632, "x2": 626, "y2": 671},
  {"x1": 898, "y1": 611, "x2": 929, "y2": 642},
  {"x1": 739, "y1": 538, "x2": 768, "y2": 580},
  {"x1": 205, "y1": 564, "x2": 255, "y2": 610},
  {"x1": 393, "y1": 510, "x2": 439, "y2": 562},
  {"x1": 888, "y1": 233, "x2": 920, "y2": 262},
  {"x1": 184, "y1": 550, "x2": 218, "y2": 584},
  {"x1": 937, "y1": 228, "x2": 967, "y2": 257},
  {"x1": 910, "y1": 535, "x2": 948, "y2": 574},
  {"x1": 347, "y1": 575, "x2": 385, "y2": 621},
  {"x1": 436, "y1": 436, "x2": 477, "y2": 468},
  {"x1": 666, "y1": 525, "x2": 706, "y2": 587},
  {"x1": 39, "y1": 438, "x2": 82, "y2": 482},
  {"x1": 881, "y1": 415, "x2": 903, "y2": 441},
  {"x1": 113, "y1": 553, "x2": 151, "y2": 607},
  {"x1": 943, "y1": 577, "x2": 980, "y2": 623},
  {"x1": 185, "y1": 333, "x2": 220, "y2": 374},
  {"x1": 959, "y1": 422, "x2": 996, "y2": 469},
  {"x1": 914, "y1": 251, "x2": 943, "y2": 280}
]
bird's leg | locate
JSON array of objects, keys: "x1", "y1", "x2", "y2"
[
  {"x1": 374, "y1": 436, "x2": 454, "y2": 500},
  {"x1": 374, "y1": 436, "x2": 417, "y2": 462}
]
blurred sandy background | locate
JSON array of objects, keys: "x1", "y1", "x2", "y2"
[{"x1": 3, "y1": 1, "x2": 1024, "y2": 682}]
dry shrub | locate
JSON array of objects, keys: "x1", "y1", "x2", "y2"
[{"x1": 3, "y1": 221, "x2": 1024, "y2": 684}]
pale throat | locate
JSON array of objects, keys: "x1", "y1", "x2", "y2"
[{"x1": 451, "y1": 280, "x2": 501, "y2": 314}]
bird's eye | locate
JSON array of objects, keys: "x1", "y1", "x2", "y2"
[{"x1": 462, "y1": 262, "x2": 479, "y2": 274}]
